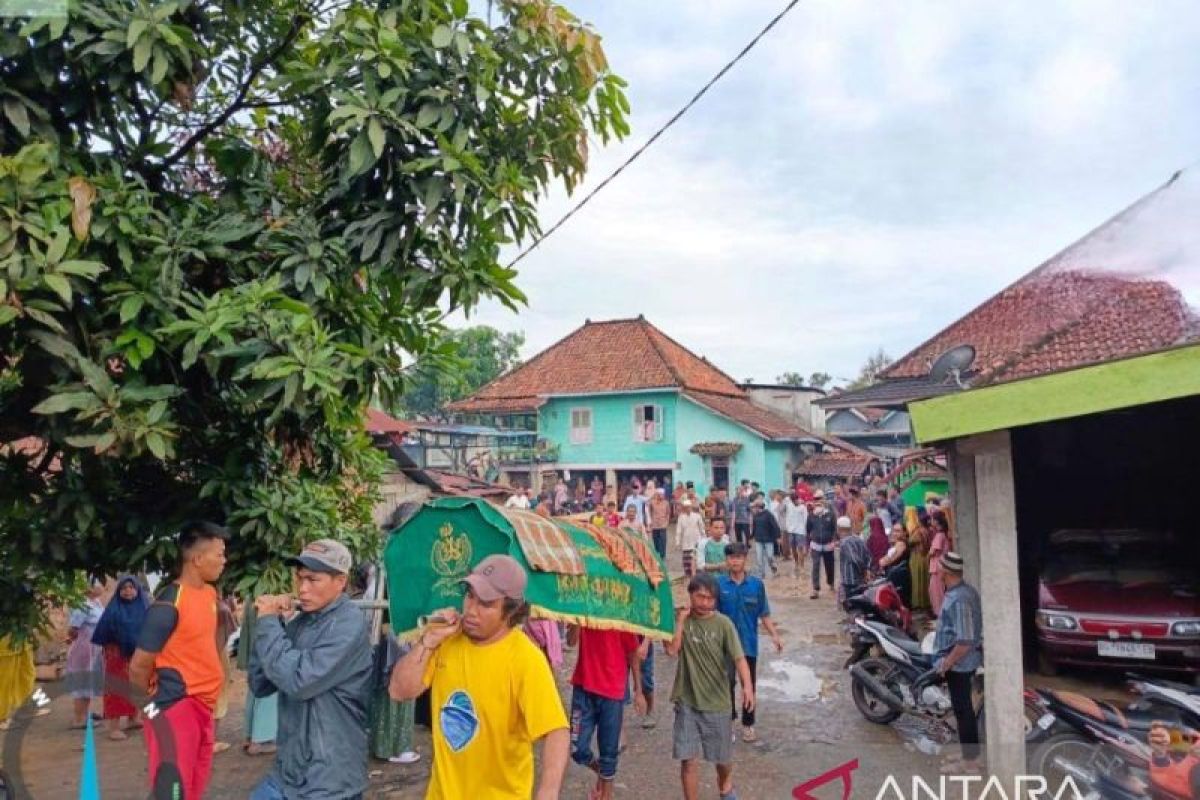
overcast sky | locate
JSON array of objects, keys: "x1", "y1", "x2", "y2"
[{"x1": 451, "y1": 0, "x2": 1200, "y2": 385}]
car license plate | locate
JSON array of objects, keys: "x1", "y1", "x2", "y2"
[
  {"x1": 1097, "y1": 641, "x2": 1155, "y2": 660},
  {"x1": 1037, "y1": 713, "x2": 1056, "y2": 731}
]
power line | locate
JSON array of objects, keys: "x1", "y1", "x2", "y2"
[{"x1": 508, "y1": 0, "x2": 803, "y2": 268}]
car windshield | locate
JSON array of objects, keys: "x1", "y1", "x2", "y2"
[{"x1": 1042, "y1": 530, "x2": 1190, "y2": 587}]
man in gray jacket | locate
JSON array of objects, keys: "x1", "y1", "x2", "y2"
[{"x1": 249, "y1": 539, "x2": 373, "y2": 800}]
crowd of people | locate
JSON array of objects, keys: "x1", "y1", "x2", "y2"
[{"x1": 514, "y1": 472, "x2": 956, "y2": 617}]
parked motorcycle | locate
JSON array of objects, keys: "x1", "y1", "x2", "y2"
[
  {"x1": 844, "y1": 576, "x2": 915, "y2": 640},
  {"x1": 847, "y1": 618, "x2": 983, "y2": 737},
  {"x1": 1045, "y1": 734, "x2": 1153, "y2": 800},
  {"x1": 1026, "y1": 674, "x2": 1200, "y2": 782}
]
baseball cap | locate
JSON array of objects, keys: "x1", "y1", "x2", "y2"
[
  {"x1": 837, "y1": 516, "x2": 852, "y2": 530},
  {"x1": 286, "y1": 539, "x2": 352, "y2": 574},
  {"x1": 461, "y1": 554, "x2": 527, "y2": 602},
  {"x1": 813, "y1": 490, "x2": 826, "y2": 500}
]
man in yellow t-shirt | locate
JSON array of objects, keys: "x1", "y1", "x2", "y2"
[{"x1": 389, "y1": 555, "x2": 569, "y2": 799}]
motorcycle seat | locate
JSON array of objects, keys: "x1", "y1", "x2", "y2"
[
  {"x1": 865, "y1": 622, "x2": 926, "y2": 658},
  {"x1": 1048, "y1": 690, "x2": 1187, "y2": 732}
]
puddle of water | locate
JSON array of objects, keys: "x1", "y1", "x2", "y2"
[{"x1": 755, "y1": 660, "x2": 824, "y2": 702}]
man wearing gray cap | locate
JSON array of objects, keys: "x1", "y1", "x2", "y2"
[
  {"x1": 389, "y1": 554, "x2": 570, "y2": 800},
  {"x1": 247, "y1": 538, "x2": 373, "y2": 800}
]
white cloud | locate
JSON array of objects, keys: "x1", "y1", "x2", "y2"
[{"x1": 446, "y1": 0, "x2": 1200, "y2": 383}]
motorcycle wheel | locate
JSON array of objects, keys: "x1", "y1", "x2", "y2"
[
  {"x1": 851, "y1": 658, "x2": 903, "y2": 725},
  {"x1": 1030, "y1": 733, "x2": 1094, "y2": 792}
]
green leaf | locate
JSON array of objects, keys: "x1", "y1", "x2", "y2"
[
  {"x1": 28, "y1": 330, "x2": 81, "y2": 361},
  {"x1": 25, "y1": 307, "x2": 64, "y2": 333},
  {"x1": 151, "y1": 49, "x2": 169, "y2": 84},
  {"x1": 0, "y1": 306, "x2": 17, "y2": 326},
  {"x1": 126, "y1": 18, "x2": 149, "y2": 48},
  {"x1": 3, "y1": 99, "x2": 30, "y2": 138},
  {"x1": 93, "y1": 431, "x2": 116, "y2": 453},
  {"x1": 31, "y1": 391, "x2": 98, "y2": 415},
  {"x1": 43, "y1": 273, "x2": 71, "y2": 305},
  {"x1": 145, "y1": 432, "x2": 167, "y2": 459},
  {"x1": 431, "y1": 25, "x2": 453, "y2": 48},
  {"x1": 119, "y1": 294, "x2": 145, "y2": 323},
  {"x1": 416, "y1": 103, "x2": 440, "y2": 128},
  {"x1": 452, "y1": 0, "x2": 468, "y2": 16},
  {"x1": 64, "y1": 434, "x2": 104, "y2": 448},
  {"x1": 57, "y1": 260, "x2": 106, "y2": 279},
  {"x1": 347, "y1": 131, "x2": 375, "y2": 177},
  {"x1": 133, "y1": 36, "x2": 153, "y2": 72},
  {"x1": 368, "y1": 117, "x2": 385, "y2": 158},
  {"x1": 46, "y1": 228, "x2": 69, "y2": 263},
  {"x1": 146, "y1": 400, "x2": 168, "y2": 424}
]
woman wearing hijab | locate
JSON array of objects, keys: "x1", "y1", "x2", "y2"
[
  {"x1": 90, "y1": 575, "x2": 146, "y2": 740},
  {"x1": 866, "y1": 516, "x2": 890, "y2": 570},
  {"x1": 907, "y1": 518, "x2": 932, "y2": 612}
]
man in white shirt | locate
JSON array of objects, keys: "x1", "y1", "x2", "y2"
[
  {"x1": 505, "y1": 487, "x2": 531, "y2": 510},
  {"x1": 674, "y1": 501, "x2": 706, "y2": 577},
  {"x1": 783, "y1": 493, "x2": 809, "y2": 575}
]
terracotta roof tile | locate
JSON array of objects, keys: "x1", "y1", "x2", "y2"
[
  {"x1": 684, "y1": 391, "x2": 815, "y2": 440},
  {"x1": 882, "y1": 169, "x2": 1200, "y2": 387},
  {"x1": 446, "y1": 317, "x2": 744, "y2": 414},
  {"x1": 364, "y1": 408, "x2": 413, "y2": 435},
  {"x1": 795, "y1": 452, "x2": 877, "y2": 479}
]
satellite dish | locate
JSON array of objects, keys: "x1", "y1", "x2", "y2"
[{"x1": 929, "y1": 345, "x2": 976, "y2": 388}]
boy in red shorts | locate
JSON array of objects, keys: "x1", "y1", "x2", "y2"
[{"x1": 130, "y1": 521, "x2": 228, "y2": 799}]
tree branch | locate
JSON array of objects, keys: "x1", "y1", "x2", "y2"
[{"x1": 152, "y1": 14, "x2": 309, "y2": 174}]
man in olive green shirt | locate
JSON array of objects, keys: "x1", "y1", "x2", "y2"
[{"x1": 666, "y1": 573, "x2": 754, "y2": 800}]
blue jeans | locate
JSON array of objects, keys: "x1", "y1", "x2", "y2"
[
  {"x1": 251, "y1": 774, "x2": 360, "y2": 800},
  {"x1": 570, "y1": 688, "x2": 625, "y2": 780},
  {"x1": 754, "y1": 541, "x2": 776, "y2": 578}
]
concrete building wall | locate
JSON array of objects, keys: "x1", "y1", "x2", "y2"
[
  {"x1": 743, "y1": 386, "x2": 826, "y2": 433},
  {"x1": 539, "y1": 392, "x2": 679, "y2": 467},
  {"x1": 763, "y1": 442, "x2": 798, "y2": 491},
  {"x1": 675, "y1": 396, "x2": 768, "y2": 495}
]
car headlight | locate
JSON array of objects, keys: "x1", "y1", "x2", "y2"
[
  {"x1": 1037, "y1": 611, "x2": 1077, "y2": 631},
  {"x1": 1171, "y1": 620, "x2": 1200, "y2": 637}
]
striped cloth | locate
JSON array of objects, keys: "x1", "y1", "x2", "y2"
[
  {"x1": 614, "y1": 525, "x2": 665, "y2": 588},
  {"x1": 575, "y1": 522, "x2": 640, "y2": 575},
  {"x1": 499, "y1": 507, "x2": 585, "y2": 575}
]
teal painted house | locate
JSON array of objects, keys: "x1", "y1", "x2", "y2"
[{"x1": 447, "y1": 317, "x2": 831, "y2": 494}]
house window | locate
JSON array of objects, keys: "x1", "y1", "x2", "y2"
[
  {"x1": 569, "y1": 408, "x2": 593, "y2": 444},
  {"x1": 633, "y1": 404, "x2": 664, "y2": 442}
]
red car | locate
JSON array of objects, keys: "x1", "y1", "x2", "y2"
[{"x1": 1035, "y1": 529, "x2": 1200, "y2": 681}]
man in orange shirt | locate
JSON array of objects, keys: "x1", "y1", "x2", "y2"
[{"x1": 131, "y1": 521, "x2": 228, "y2": 799}]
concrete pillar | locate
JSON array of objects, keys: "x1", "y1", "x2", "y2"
[
  {"x1": 947, "y1": 444, "x2": 981, "y2": 588},
  {"x1": 960, "y1": 431, "x2": 1025, "y2": 780}
]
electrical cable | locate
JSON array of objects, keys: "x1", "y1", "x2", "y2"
[{"x1": 507, "y1": 0, "x2": 803, "y2": 267}]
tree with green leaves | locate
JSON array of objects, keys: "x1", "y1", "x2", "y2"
[
  {"x1": 775, "y1": 370, "x2": 832, "y2": 390},
  {"x1": 399, "y1": 325, "x2": 524, "y2": 418},
  {"x1": 846, "y1": 348, "x2": 893, "y2": 390},
  {"x1": 0, "y1": 0, "x2": 628, "y2": 635}
]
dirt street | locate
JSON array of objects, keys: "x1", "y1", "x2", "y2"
[{"x1": 4, "y1": 549, "x2": 1011, "y2": 799}]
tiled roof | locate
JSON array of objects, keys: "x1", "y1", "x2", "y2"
[
  {"x1": 422, "y1": 469, "x2": 512, "y2": 499},
  {"x1": 816, "y1": 377, "x2": 960, "y2": 409},
  {"x1": 445, "y1": 317, "x2": 743, "y2": 414},
  {"x1": 684, "y1": 391, "x2": 816, "y2": 441},
  {"x1": 364, "y1": 408, "x2": 413, "y2": 435},
  {"x1": 882, "y1": 169, "x2": 1200, "y2": 387},
  {"x1": 795, "y1": 452, "x2": 877, "y2": 478},
  {"x1": 443, "y1": 396, "x2": 546, "y2": 414}
]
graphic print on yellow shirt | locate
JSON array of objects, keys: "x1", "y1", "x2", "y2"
[{"x1": 422, "y1": 628, "x2": 568, "y2": 800}]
